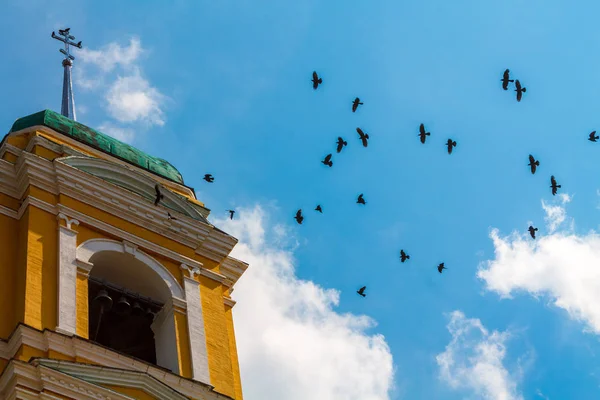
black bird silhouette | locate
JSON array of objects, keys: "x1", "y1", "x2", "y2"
[
  {"x1": 528, "y1": 225, "x2": 538, "y2": 239},
  {"x1": 357, "y1": 128, "x2": 369, "y2": 147},
  {"x1": 501, "y1": 69, "x2": 514, "y2": 90},
  {"x1": 315, "y1": 205, "x2": 323, "y2": 213},
  {"x1": 294, "y1": 209, "x2": 304, "y2": 224},
  {"x1": 167, "y1": 211, "x2": 177, "y2": 221},
  {"x1": 322, "y1": 154, "x2": 333, "y2": 167},
  {"x1": 550, "y1": 175, "x2": 561, "y2": 195},
  {"x1": 418, "y1": 124, "x2": 430, "y2": 144},
  {"x1": 589, "y1": 131, "x2": 599, "y2": 142},
  {"x1": 58, "y1": 28, "x2": 71, "y2": 36},
  {"x1": 312, "y1": 71, "x2": 322, "y2": 90},
  {"x1": 515, "y1": 79, "x2": 527, "y2": 102},
  {"x1": 437, "y1": 263, "x2": 447, "y2": 273},
  {"x1": 357, "y1": 194, "x2": 366, "y2": 205},
  {"x1": 203, "y1": 174, "x2": 214, "y2": 183},
  {"x1": 528, "y1": 154, "x2": 540, "y2": 174},
  {"x1": 227, "y1": 210, "x2": 235, "y2": 220},
  {"x1": 446, "y1": 139, "x2": 457, "y2": 154},
  {"x1": 400, "y1": 250, "x2": 410, "y2": 263},
  {"x1": 357, "y1": 286, "x2": 366, "y2": 297},
  {"x1": 352, "y1": 97, "x2": 363, "y2": 112},
  {"x1": 154, "y1": 184, "x2": 164, "y2": 206},
  {"x1": 336, "y1": 137, "x2": 348, "y2": 153}
]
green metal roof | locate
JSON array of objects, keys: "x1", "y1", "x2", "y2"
[{"x1": 8, "y1": 109, "x2": 184, "y2": 184}]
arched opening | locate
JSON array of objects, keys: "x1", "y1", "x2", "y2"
[{"x1": 79, "y1": 240, "x2": 183, "y2": 374}]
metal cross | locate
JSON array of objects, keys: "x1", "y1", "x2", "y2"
[{"x1": 51, "y1": 27, "x2": 82, "y2": 62}]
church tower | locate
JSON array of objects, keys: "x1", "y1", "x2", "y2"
[{"x1": 0, "y1": 29, "x2": 247, "y2": 400}]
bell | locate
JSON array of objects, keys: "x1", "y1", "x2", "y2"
[
  {"x1": 114, "y1": 296, "x2": 131, "y2": 315},
  {"x1": 145, "y1": 307, "x2": 156, "y2": 322},
  {"x1": 131, "y1": 301, "x2": 144, "y2": 317},
  {"x1": 92, "y1": 289, "x2": 113, "y2": 312}
]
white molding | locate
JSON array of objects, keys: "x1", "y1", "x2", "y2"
[
  {"x1": 57, "y1": 213, "x2": 79, "y2": 231},
  {"x1": 0, "y1": 326, "x2": 236, "y2": 399},
  {"x1": 77, "y1": 238, "x2": 185, "y2": 301},
  {"x1": 0, "y1": 204, "x2": 18, "y2": 219},
  {"x1": 223, "y1": 298, "x2": 237, "y2": 308}
]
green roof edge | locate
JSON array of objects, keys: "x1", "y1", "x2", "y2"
[{"x1": 8, "y1": 110, "x2": 184, "y2": 185}]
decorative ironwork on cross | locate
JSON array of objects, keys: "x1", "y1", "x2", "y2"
[{"x1": 51, "y1": 27, "x2": 82, "y2": 63}]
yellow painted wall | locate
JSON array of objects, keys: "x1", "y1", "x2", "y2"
[
  {"x1": 76, "y1": 273, "x2": 89, "y2": 338},
  {"x1": 0, "y1": 213, "x2": 17, "y2": 338},
  {"x1": 0, "y1": 192, "x2": 20, "y2": 210},
  {"x1": 103, "y1": 385, "x2": 157, "y2": 400},
  {"x1": 174, "y1": 311, "x2": 192, "y2": 379},
  {"x1": 225, "y1": 305, "x2": 243, "y2": 400},
  {"x1": 32, "y1": 144, "x2": 61, "y2": 161},
  {"x1": 199, "y1": 276, "x2": 235, "y2": 398},
  {"x1": 17, "y1": 207, "x2": 58, "y2": 330},
  {"x1": 2, "y1": 151, "x2": 17, "y2": 163}
]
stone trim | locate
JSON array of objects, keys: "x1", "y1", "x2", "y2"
[
  {"x1": 180, "y1": 265, "x2": 211, "y2": 386},
  {"x1": 56, "y1": 214, "x2": 79, "y2": 336}
]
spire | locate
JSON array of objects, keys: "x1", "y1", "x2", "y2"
[{"x1": 51, "y1": 28, "x2": 82, "y2": 121}]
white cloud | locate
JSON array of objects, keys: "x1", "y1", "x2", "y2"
[
  {"x1": 478, "y1": 194, "x2": 600, "y2": 335},
  {"x1": 105, "y1": 71, "x2": 165, "y2": 126},
  {"x1": 436, "y1": 310, "x2": 523, "y2": 400},
  {"x1": 73, "y1": 37, "x2": 166, "y2": 140},
  {"x1": 541, "y1": 193, "x2": 572, "y2": 233},
  {"x1": 79, "y1": 37, "x2": 143, "y2": 73},
  {"x1": 536, "y1": 389, "x2": 550, "y2": 399},
  {"x1": 97, "y1": 122, "x2": 135, "y2": 143},
  {"x1": 213, "y1": 205, "x2": 395, "y2": 400}
]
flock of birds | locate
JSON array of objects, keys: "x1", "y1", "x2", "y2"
[{"x1": 152, "y1": 68, "x2": 597, "y2": 300}]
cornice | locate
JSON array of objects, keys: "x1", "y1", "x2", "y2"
[
  {"x1": 223, "y1": 298, "x2": 237, "y2": 308},
  {"x1": 6, "y1": 125, "x2": 196, "y2": 198},
  {"x1": 219, "y1": 257, "x2": 249, "y2": 288},
  {"x1": 0, "y1": 325, "x2": 234, "y2": 400}
]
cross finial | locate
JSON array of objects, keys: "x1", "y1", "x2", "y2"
[
  {"x1": 50, "y1": 28, "x2": 83, "y2": 121},
  {"x1": 51, "y1": 28, "x2": 82, "y2": 62}
]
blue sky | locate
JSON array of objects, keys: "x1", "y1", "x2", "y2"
[{"x1": 3, "y1": 1, "x2": 600, "y2": 399}]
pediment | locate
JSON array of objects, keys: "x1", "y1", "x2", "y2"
[
  {"x1": 57, "y1": 156, "x2": 208, "y2": 223},
  {"x1": 35, "y1": 359, "x2": 189, "y2": 400}
]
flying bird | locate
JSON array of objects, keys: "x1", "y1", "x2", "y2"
[
  {"x1": 322, "y1": 153, "x2": 333, "y2": 167},
  {"x1": 315, "y1": 205, "x2": 323, "y2": 213},
  {"x1": 294, "y1": 209, "x2": 304, "y2": 224},
  {"x1": 446, "y1": 139, "x2": 457, "y2": 154},
  {"x1": 501, "y1": 69, "x2": 514, "y2": 90},
  {"x1": 400, "y1": 250, "x2": 410, "y2": 263},
  {"x1": 312, "y1": 71, "x2": 322, "y2": 90},
  {"x1": 528, "y1": 225, "x2": 538, "y2": 239},
  {"x1": 203, "y1": 174, "x2": 214, "y2": 183},
  {"x1": 58, "y1": 28, "x2": 71, "y2": 36},
  {"x1": 357, "y1": 286, "x2": 367, "y2": 297},
  {"x1": 357, "y1": 128, "x2": 369, "y2": 147},
  {"x1": 418, "y1": 124, "x2": 430, "y2": 144},
  {"x1": 550, "y1": 175, "x2": 561, "y2": 195},
  {"x1": 167, "y1": 212, "x2": 177, "y2": 221},
  {"x1": 227, "y1": 210, "x2": 235, "y2": 220},
  {"x1": 437, "y1": 263, "x2": 447, "y2": 273},
  {"x1": 352, "y1": 97, "x2": 363, "y2": 112},
  {"x1": 528, "y1": 154, "x2": 540, "y2": 174},
  {"x1": 336, "y1": 137, "x2": 348, "y2": 153},
  {"x1": 515, "y1": 79, "x2": 526, "y2": 102},
  {"x1": 357, "y1": 194, "x2": 366, "y2": 205},
  {"x1": 154, "y1": 184, "x2": 164, "y2": 206},
  {"x1": 589, "y1": 131, "x2": 599, "y2": 142}
]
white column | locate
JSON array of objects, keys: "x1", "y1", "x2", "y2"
[
  {"x1": 151, "y1": 300, "x2": 180, "y2": 374},
  {"x1": 180, "y1": 264, "x2": 211, "y2": 385},
  {"x1": 56, "y1": 213, "x2": 79, "y2": 336}
]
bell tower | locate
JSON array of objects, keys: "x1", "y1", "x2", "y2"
[{"x1": 0, "y1": 30, "x2": 247, "y2": 400}]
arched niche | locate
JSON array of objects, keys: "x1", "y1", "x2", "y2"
[
  {"x1": 77, "y1": 238, "x2": 185, "y2": 373},
  {"x1": 58, "y1": 156, "x2": 206, "y2": 222}
]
